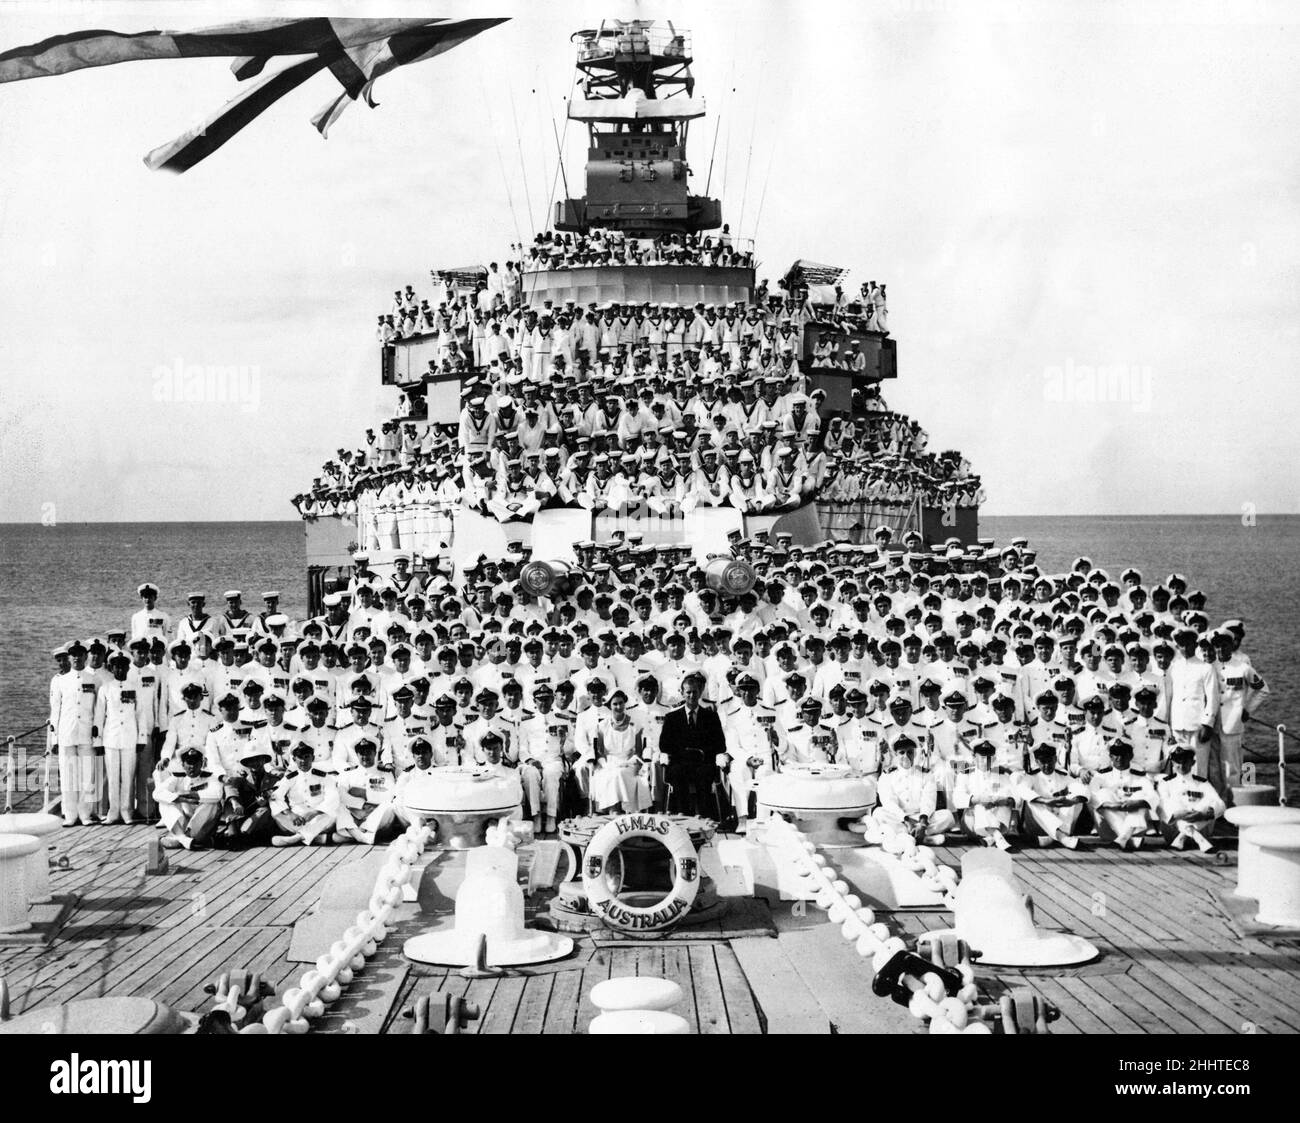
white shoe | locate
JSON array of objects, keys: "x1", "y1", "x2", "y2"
[
  {"x1": 1059, "y1": 833, "x2": 1079, "y2": 850},
  {"x1": 992, "y1": 830, "x2": 1010, "y2": 851},
  {"x1": 928, "y1": 833, "x2": 946, "y2": 846}
]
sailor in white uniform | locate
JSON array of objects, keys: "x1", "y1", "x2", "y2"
[
  {"x1": 270, "y1": 743, "x2": 340, "y2": 846},
  {"x1": 1087, "y1": 741, "x2": 1158, "y2": 850},
  {"x1": 950, "y1": 739, "x2": 1019, "y2": 850},
  {"x1": 334, "y1": 738, "x2": 399, "y2": 845},
  {"x1": 719, "y1": 673, "x2": 784, "y2": 827},
  {"x1": 1016, "y1": 743, "x2": 1088, "y2": 848},
  {"x1": 871, "y1": 736, "x2": 956, "y2": 844},
  {"x1": 519, "y1": 683, "x2": 574, "y2": 835},
  {"x1": 154, "y1": 747, "x2": 222, "y2": 850},
  {"x1": 49, "y1": 639, "x2": 99, "y2": 825},
  {"x1": 130, "y1": 583, "x2": 171, "y2": 643},
  {"x1": 1156, "y1": 745, "x2": 1226, "y2": 852}
]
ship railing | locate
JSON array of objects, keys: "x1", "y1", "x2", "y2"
[
  {"x1": 2, "y1": 722, "x2": 58, "y2": 815},
  {"x1": 576, "y1": 26, "x2": 691, "y2": 65}
]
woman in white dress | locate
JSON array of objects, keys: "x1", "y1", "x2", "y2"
[{"x1": 589, "y1": 691, "x2": 652, "y2": 814}]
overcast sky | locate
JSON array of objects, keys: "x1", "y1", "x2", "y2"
[{"x1": 1, "y1": 0, "x2": 1297, "y2": 521}]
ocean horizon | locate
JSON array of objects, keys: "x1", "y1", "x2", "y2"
[{"x1": 3, "y1": 516, "x2": 1295, "y2": 782}]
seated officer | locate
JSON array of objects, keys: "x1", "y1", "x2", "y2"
[
  {"x1": 872, "y1": 736, "x2": 956, "y2": 845},
  {"x1": 335, "y1": 738, "x2": 399, "y2": 845},
  {"x1": 214, "y1": 748, "x2": 279, "y2": 849},
  {"x1": 519, "y1": 683, "x2": 576, "y2": 836},
  {"x1": 1156, "y1": 745, "x2": 1225, "y2": 852},
  {"x1": 270, "y1": 743, "x2": 340, "y2": 847},
  {"x1": 394, "y1": 736, "x2": 438, "y2": 826},
  {"x1": 950, "y1": 739, "x2": 1019, "y2": 851},
  {"x1": 1087, "y1": 740, "x2": 1158, "y2": 850},
  {"x1": 155, "y1": 746, "x2": 222, "y2": 850},
  {"x1": 478, "y1": 731, "x2": 526, "y2": 821},
  {"x1": 1016, "y1": 743, "x2": 1087, "y2": 848}
]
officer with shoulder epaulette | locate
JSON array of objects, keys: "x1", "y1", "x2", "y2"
[
  {"x1": 154, "y1": 747, "x2": 222, "y2": 850},
  {"x1": 270, "y1": 743, "x2": 340, "y2": 847},
  {"x1": 332, "y1": 696, "x2": 386, "y2": 771},
  {"x1": 1015, "y1": 743, "x2": 1087, "y2": 848},
  {"x1": 519, "y1": 683, "x2": 575, "y2": 834},
  {"x1": 872, "y1": 736, "x2": 955, "y2": 844},
  {"x1": 720, "y1": 673, "x2": 784, "y2": 826},
  {"x1": 394, "y1": 736, "x2": 438, "y2": 826},
  {"x1": 1088, "y1": 740, "x2": 1158, "y2": 850},
  {"x1": 1027, "y1": 689, "x2": 1073, "y2": 772},
  {"x1": 1072, "y1": 695, "x2": 1116, "y2": 780},
  {"x1": 334, "y1": 738, "x2": 399, "y2": 845},
  {"x1": 1156, "y1": 745, "x2": 1225, "y2": 852},
  {"x1": 159, "y1": 681, "x2": 213, "y2": 769},
  {"x1": 202, "y1": 692, "x2": 248, "y2": 782},
  {"x1": 951, "y1": 739, "x2": 1020, "y2": 850},
  {"x1": 839, "y1": 687, "x2": 885, "y2": 776},
  {"x1": 785, "y1": 695, "x2": 842, "y2": 767},
  {"x1": 1128, "y1": 684, "x2": 1174, "y2": 776}
]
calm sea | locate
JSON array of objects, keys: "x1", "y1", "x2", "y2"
[{"x1": 2, "y1": 516, "x2": 1296, "y2": 774}]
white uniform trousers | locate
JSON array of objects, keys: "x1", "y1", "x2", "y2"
[
  {"x1": 58, "y1": 743, "x2": 96, "y2": 825},
  {"x1": 103, "y1": 744, "x2": 139, "y2": 823},
  {"x1": 959, "y1": 802, "x2": 1015, "y2": 841},
  {"x1": 871, "y1": 805, "x2": 956, "y2": 837},
  {"x1": 1211, "y1": 731, "x2": 1243, "y2": 798},
  {"x1": 1095, "y1": 806, "x2": 1153, "y2": 847},
  {"x1": 1021, "y1": 801, "x2": 1086, "y2": 844},
  {"x1": 522, "y1": 759, "x2": 565, "y2": 819}
]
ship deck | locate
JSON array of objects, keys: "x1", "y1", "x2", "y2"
[{"x1": 4, "y1": 808, "x2": 1299, "y2": 1034}]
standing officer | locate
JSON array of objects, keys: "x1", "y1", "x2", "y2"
[
  {"x1": 94, "y1": 652, "x2": 149, "y2": 825},
  {"x1": 50, "y1": 639, "x2": 99, "y2": 826}
]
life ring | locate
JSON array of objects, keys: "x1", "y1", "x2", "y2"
[{"x1": 581, "y1": 814, "x2": 700, "y2": 932}]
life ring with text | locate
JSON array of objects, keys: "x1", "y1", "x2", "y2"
[{"x1": 581, "y1": 814, "x2": 700, "y2": 932}]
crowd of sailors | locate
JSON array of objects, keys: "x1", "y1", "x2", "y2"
[
  {"x1": 293, "y1": 262, "x2": 975, "y2": 544},
  {"x1": 43, "y1": 535, "x2": 1267, "y2": 854}
]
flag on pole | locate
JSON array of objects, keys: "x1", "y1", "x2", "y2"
[{"x1": 0, "y1": 17, "x2": 506, "y2": 172}]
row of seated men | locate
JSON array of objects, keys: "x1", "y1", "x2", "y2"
[{"x1": 150, "y1": 675, "x2": 1223, "y2": 855}]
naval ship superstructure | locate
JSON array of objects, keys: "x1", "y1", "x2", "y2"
[{"x1": 298, "y1": 19, "x2": 980, "y2": 609}]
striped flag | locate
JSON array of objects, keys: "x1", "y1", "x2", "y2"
[{"x1": 0, "y1": 17, "x2": 506, "y2": 172}]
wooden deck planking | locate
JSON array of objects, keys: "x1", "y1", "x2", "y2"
[
  {"x1": 688, "y1": 944, "x2": 731, "y2": 1034},
  {"x1": 511, "y1": 972, "x2": 556, "y2": 1034},
  {"x1": 1017, "y1": 846, "x2": 1300, "y2": 1032},
  {"x1": 713, "y1": 943, "x2": 764, "y2": 1034},
  {"x1": 6, "y1": 810, "x2": 1300, "y2": 1034}
]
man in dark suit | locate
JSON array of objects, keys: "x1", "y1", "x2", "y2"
[{"x1": 658, "y1": 672, "x2": 726, "y2": 817}]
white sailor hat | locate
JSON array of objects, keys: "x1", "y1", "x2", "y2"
[
  {"x1": 322, "y1": 592, "x2": 344, "y2": 608},
  {"x1": 223, "y1": 589, "x2": 242, "y2": 600},
  {"x1": 137, "y1": 582, "x2": 158, "y2": 597},
  {"x1": 265, "y1": 613, "x2": 288, "y2": 628},
  {"x1": 262, "y1": 590, "x2": 280, "y2": 599},
  {"x1": 186, "y1": 591, "x2": 205, "y2": 601}
]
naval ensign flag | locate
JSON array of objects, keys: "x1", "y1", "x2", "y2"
[{"x1": 0, "y1": 16, "x2": 506, "y2": 172}]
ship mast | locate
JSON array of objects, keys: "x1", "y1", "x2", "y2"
[{"x1": 555, "y1": 20, "x2": 721, "y2": 237}]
